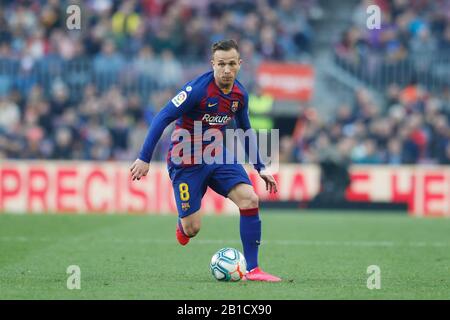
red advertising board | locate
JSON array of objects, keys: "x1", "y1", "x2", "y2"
[
  {"x1": 256, "y1": 62, "x2": 314, "y2": 101},
  {"x1": 346, "y1": 166, "x2": 450, "y2": 217},
  {"x1": 0, "y1": 162, "x2": 449, "y2": 217}
]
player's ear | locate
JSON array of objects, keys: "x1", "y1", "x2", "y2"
[{"x1": 236, "y1": 59, "x2": 242, "y2": 71}]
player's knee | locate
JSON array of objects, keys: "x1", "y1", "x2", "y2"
[{"x1": 238, "y1": 192, "x2": 259, "y2": 209}]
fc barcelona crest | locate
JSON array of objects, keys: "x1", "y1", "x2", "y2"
[{"x1": 231, "y1": 101, "x2": 239, "y2": 112}]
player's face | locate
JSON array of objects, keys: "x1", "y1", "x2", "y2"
[{"x1": 211, "y1": 49, "x2": 242, "y2": 88}]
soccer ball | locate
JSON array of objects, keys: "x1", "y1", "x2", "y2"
[{"x1": 210, "y1": 247, "x2": 247, "y2": 281}]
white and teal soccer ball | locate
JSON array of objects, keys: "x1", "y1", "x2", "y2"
[{"x1": 210, "y1": 247, "x2": 247, "y2": 282}]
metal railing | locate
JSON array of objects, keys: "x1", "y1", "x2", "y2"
[
  {"x1": 2, "y1": 52, "x2": 449, "y2": 113},
  {"x1": 333, "y1": 50, "x2": 450, "y2": 94},
  {"x1": 0, "y1": 56, "x2": 207, "y2": 103}
]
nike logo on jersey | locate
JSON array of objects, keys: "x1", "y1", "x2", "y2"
[{"x1": 208, "y1": 102, "x2": 218, "y2": 107}]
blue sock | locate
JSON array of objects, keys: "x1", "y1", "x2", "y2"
[{"x1": 239, "y1": 208, "x2": 261, "y2": 271}]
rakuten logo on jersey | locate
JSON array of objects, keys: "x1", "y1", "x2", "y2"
[{"x1": 202, "y1": 114, "x2": 231, "y2": 125}]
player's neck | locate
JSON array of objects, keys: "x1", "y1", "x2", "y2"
[{"x1": 214, "y1": 78, "x2": 233, "y2": 95}]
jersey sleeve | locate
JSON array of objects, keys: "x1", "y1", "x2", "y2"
[
  {"x1": 235, "y1": 92, "x2": 266, "y2": 172},
  {"x1": 138, "y1": 85, "x2": 201, "y2": 163}
]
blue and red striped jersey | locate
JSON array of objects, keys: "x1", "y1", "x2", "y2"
[{"x1": 138, "y1": 71, "x2": 264, "y2": 171}]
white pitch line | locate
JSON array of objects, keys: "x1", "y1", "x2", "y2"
[{"x1": 0, "y1": 237, "x2": 449, "y2": 247}]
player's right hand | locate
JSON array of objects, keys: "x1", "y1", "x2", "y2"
[{"x1": 130, "y1": 159, "x2": 150, "y2": 181}]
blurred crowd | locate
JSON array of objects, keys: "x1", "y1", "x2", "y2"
[
  {"x1": 335, "y1": 0, "x2": 450, "y2": 87},
  {"x1": 0, "y1": 0, "x2": 449, "y2": 166},
  {"x1": 0, "y1": 0, "x2": 320, "y2": 161},
  {"x1": 279, "y1": 82, "x2": 450, "y2": 165},
  {"x1": 316, "y1": 0, "x2": 450, "y2": 165}
]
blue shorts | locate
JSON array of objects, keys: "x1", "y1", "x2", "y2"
[{"x1": 168, "y1": 163, "x2": 252, "y2": 218}]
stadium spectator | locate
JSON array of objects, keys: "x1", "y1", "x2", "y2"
[{"x1": 0, "y1": 95, "x2": 20, "y2": 132}]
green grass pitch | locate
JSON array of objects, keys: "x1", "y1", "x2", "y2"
[{"x1": 0, "y1": 211, "x2": 449, "y2": 299}]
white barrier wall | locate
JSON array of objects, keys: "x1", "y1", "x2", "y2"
[{"x1": 0, "y1": 161, "x2": 449, "y2": 217}]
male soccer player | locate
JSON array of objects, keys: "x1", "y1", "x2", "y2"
[{"x1": 130, "y1": 40, "x2": 281, "y2": 282}]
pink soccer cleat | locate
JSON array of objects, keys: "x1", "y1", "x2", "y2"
[
  {"x1": 176, "y1": 224, "x2": 190, "y2": 246},
  {"x1": 243, "y1": 267, "x2": 282, "y2": 282}
]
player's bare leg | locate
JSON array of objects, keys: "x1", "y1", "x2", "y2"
[
  {"x1": 228, "y1": 183, "x2": 281, "y2": 282},
  {"x1": 176, "y1": 210, "x2": 201, "y2": 246}
]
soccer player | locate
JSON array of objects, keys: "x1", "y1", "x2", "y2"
[{"x1": 130, "y1": 40, "x2": 281, "y2": 282}]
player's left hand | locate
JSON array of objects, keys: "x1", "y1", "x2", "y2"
[{"x1": 259, "y1": 172, "x2": 278, "y2": 194}]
